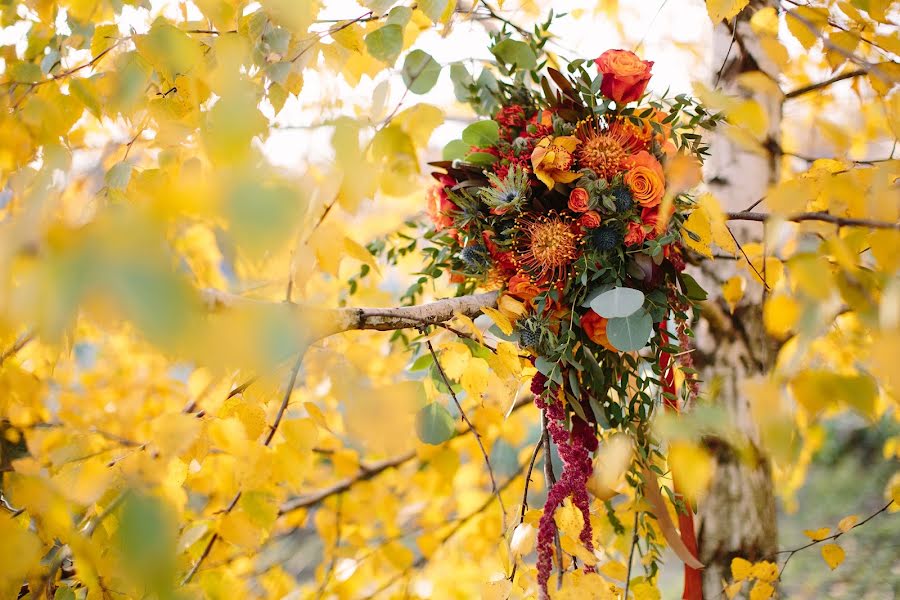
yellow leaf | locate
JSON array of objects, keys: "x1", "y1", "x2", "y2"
[
  {"x1": 803, "y1": 527, "x2": 831, "y2": 541},
  {"x1": 481, "y1": 578, "x2": 512, "y2": 600},
  {"x1": 728, "y1": 99, "x2": 769, "y2": 141},
  {"x1": 587, "y1": 434, "x2": 633, "y2": 501},
  {"x1": 749, "y1": 580, "x2": 774, "y2": 600},
  {"x1": 554, "y1": 498, "x2": 585, "y2": 542},
  {"x1": 706, "y1": 0, "x2": 750, "y2": 22},
  {"x1": 730, "y1": 556, "x2": 753, "y2": 581},
  {"x1": 453, "y1": 311, "x2": 484, "y2": 345},
  {"x1": 725, "y1": 580, "x2": 744, "y2": 600},
  {"x1": 632, "y1": 582, "x2": 660, "y2": 600},
  {"x1": 837, "y1": 514, "x2": 859, "y2": 532},
  {"x1": 440, "y1": 342, "x2": 471, "y2": 380},
  {"x1": 303, "y1": 401, "x2": 332, "y2": 432},
  {"x1": 343, "y1": 236, "x2": 380, "y2": 275},
  {"x1": 460, "y1": 357, "x2": 490, "y2": 399},
  {"x1": 599, "y1": 559, "x2": 628, "y2": 582},
  {"x1": 682, "y1": 207, "x2": 712, "y2": 258},
  {"x1": 750, "y1": 7, "x2": 779, "y2": 36},
  {"x1": 481, "y1": 306, "x2": 514, "y2": 336},
  {"x1": 722, "y1": 276, "x2": 745, "y2": 313},
  {"x1": 668, "y1": 441, "x2": 713, "y2": 501},
  {"x1": 821, "y1": 543, "x2": 845, "y2": 570},
  {"x1": 750, "y1": 560, "x2": 778, "y2": 582},
  {"x1": 763, "y1": 294, "x2": 800, "y2": 340},
  {"x1": 0, "y1": 515, "x2": 43, "y2": 594}
]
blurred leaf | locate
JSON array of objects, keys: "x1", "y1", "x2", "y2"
[
  {"x1": 416, "y1": 402, "x2": 455, "y2": 445},
  {"x1": 402, "y1": 50, "x2": 441, "y2": 94}
]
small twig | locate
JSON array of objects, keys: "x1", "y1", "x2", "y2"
[
  {"x1": 361, "y1": 457, "x2": 530, "y2": 599},
  {"x1": 508, "y1": 435, "x2": 545, "y2": 581},
  {"x1": 726, "y1": 224, "x2": 770, "y2": 291},
  {"x1": 777, "y1": 500, "x2": 894, "y2": 580},
  {"x1": 624, "y1": 511, "x2": 640, "y2": 598},
  {"x1": 315, "y1": 493, "x2": 344, "y2": 599},
  {"x1": 0, "y1": 331, "x2": 34, "y2": 367},
  {"x1": 426, "y1": 339, "x2": 507, "y2": 526},
  {"x1": 183, "y1": 352, "x2": 305, "y2": 584},
  {"x1": 0, "y1": 492, "x2": 25, "y2": 517}
]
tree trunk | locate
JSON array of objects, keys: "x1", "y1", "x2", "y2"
[{"x1": 695, "y1": 1, "x2": 782, "y2": 596}]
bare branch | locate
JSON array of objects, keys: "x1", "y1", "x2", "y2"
[
  {"x1": 727, "y1": 210, "x2": 900, "y2": 231},
  {"x1": 784, "y1": 68, "x2": 868, "y2": 100}
]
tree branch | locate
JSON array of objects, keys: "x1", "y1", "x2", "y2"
[
  {"x1": 784, "y1": 68, "x2": 868, "y2": 100},
  {"x1": 726, "y1": 211, "x2": 900, "y2": 231}
]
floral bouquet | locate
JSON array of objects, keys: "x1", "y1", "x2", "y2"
[{"x1": 425, "y1": 46, "x2": 719, "y2": 596}]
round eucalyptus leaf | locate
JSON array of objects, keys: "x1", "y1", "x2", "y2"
[
  {"x1": 589, "y1": 287, "x2": 645, "y2": 318},
  {"x1": 416, "y1": 402, "x2": 455, "y2": 445},
  {"x1": 606, "y1": 310, "x2": 653, "y2": 352}
]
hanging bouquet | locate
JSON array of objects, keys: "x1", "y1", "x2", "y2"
[{"x1": 424, "y1": 43, "x2": 721, "y2": 596}]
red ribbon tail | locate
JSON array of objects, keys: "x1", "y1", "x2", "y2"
[{"x1": 660, "y1": 319, "x2": 704, "y2": 600}]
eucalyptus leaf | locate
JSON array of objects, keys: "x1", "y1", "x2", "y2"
[
  {"x1": 580, "y1": 284, "x2": 615, "y2": 308},
  {"x1": 461, "y1": 120, "x2": 500, "y2": 146},
  {"x1": 416, "y1": 402, "x2": 455, "y2": 445},
  {"x1": 402, "y1": 50, "x2": 441, "y2": 94},
  {"x1": 606, "y1": 310, "x2": 653, "y2": 352},
  {"x1": 589, "y1": 287, "x2": 645, "y2": 318}
]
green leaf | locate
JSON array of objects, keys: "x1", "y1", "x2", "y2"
[
  {"x1": 491, "y1": 39, "x2": 537, "y2": 69},
  {"x1": 589, "y1": 287, "x2": 645, "y2": 318},
  {"x1": 365, "y1": 24, "x2": 403, "y2": 64},
  {"x1": 402, "y1": 50, "x2": 441, "y2": 94},
  {"x1": 416, "y1": 402, "x2": 455, "y2": 444},
  {"x1": 679, "y1": 273, "x2": 708, "y2": 301},
  {"x1": 419, "y1": 0, "x2": 450, "y2": 21},
  {"x1": 449, "y1": 62, "x2": 475, "y2": 101},
  {"x1": 461, "y1": 119, "x2": 499, "y2": 146},
  {"x1": 606, "y1": 310, "x2": 653, "y2": 352},
  {"x1": 105, "y1": 162, "x2": 132, "y2": 190},
  {"x1": 442, "y1": 139, "x2": 469, "y2": 160},
  {"x1": 9, "y1": 62, "x2": 42, "y2": 83},
  {"x1": 463, "y1": 151, "x2": 498, "y2": 166}
]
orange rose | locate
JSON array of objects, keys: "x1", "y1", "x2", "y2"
[
  {"x1": 624, "y1": 220, "x2": 646, "y2": 247},
  {"x1": 624, "y1": 151, "x2": 665, "y2": 208},
  {"x1": 579, "y1": 210, "x2": 601, "y2": 229},
  {"x1": 595, "y1": 49, "x2": 653, "y2": 105},
  {"x1": 581, "y1": 310, "x2": 617, "y2": 351},
  {"x1": 568, "y1": 187, "x2": 590, "y2": 213},
  {"x1": 508, "y1": 273, "x2": 544, "y2": 302}
]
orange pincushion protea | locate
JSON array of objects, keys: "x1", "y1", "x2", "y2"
[
  {"x1": 514, "y1": 211, "x2": 581, "y2": 281},
  {"x1": 574, "y1": 120, "x2": 645, "y2": 180}
]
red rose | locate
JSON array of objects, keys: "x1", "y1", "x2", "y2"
[
  {"x1": 595, "y1": 49, "x2": 653, "y2": 105},
  {"x1": 568, "y1": 187, "x2": 591, "y2": 213},
  {"x1": 579, "y1": 210, "x2": 602, "y2": 229}
]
